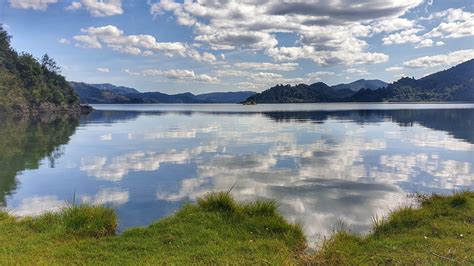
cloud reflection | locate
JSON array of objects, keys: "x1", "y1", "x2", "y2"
[
  {"x1": 12, "y1": 196, "x2": 65, "y2": 216},
  {"x1": 81, "y1": 188, "x2": 129, "y2": 205},
  {"x1": 77, "y1": 110, "x2": 473, "y2": 241}
]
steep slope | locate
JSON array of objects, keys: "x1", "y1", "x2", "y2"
[
  {"x1": 0, "y1": 26, "x2": 85, "y2": 114},
  {"x1": 332, "y1": 79, "x2": 388, "y2": 91}
]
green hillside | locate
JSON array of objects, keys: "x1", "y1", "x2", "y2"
[{"x1": 0, "y1": 25, "x2": 86, "y2": 114}]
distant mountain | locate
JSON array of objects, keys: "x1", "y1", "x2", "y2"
[
  {"x1": 69, "y1": 82, "x2": 140, "y2": 104},
  {"x1": 332, "y1": 79, "x2": 388, "y2": 91},
  {"x1": 90, "y1": 83, "x2": 140, "y2": 95},
  {"x1": 195, "y1": 91, "x2": 256, "y2": 103},
  {"x1": 69, "y1": 82, "x2": 256, "y2": 104},
  {"x1": 243, "y1": 59, "x2": 474, "y2": 104},
  {"x1": 131, "y1": 92, "x2": 206, "y2": 103}
]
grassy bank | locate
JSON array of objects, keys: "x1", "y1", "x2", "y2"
[
  {"x1": 309, "y1": 191, "x2": 474, "y2": 264},
  {"x1": 0, "y1": 192, "x2": 305, "y2": 264},
  {"x1": 1, "y1": 192, "x2": 473, "y2": 264}
]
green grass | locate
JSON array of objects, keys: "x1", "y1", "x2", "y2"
[
  {"x1": 1, "y1": 192, "x2": 473, "y2": 265},
  {"x1": 0, "y1": 192, "x2": 305, "y2": 265},
  {"x1": 308, "y1": 191, "x2": 474, "y2": 265}
]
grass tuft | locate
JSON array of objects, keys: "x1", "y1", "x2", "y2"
[
  {"x1": 61, "y1": 204, "x2": 117, "y2": 238},
  {"x1": 450, "y1": 194, "x2": 467, "y2": 208},
  {"x1": 242, "y1": 200, "x2": 278, "y2": 217},
  {"x1": 372, "y1": 207, "x2": 420, "y2": 236},
  {"x1": 197, "y1": 191, "x2": 238, "y2": 213}
]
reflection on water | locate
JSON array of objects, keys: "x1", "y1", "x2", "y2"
[
  {"x1": 0, "y1": 115, "x2": 79, "y2": 206},
  {"x1": 0, "y1": 104, "x2": 473, "y2": 244}
]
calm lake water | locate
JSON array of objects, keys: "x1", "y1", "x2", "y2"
[{"x1": 1, "y1": 103, "x2": 473, "y2": 243}]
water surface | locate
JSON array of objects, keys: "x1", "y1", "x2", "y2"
[{"x1": 1, "y1": 103, "x2": 473, "y2": 243}]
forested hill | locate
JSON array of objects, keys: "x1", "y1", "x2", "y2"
[
  {"x1": 332, "y1": 79, "x2": 388, "y2": 91},
  {"x1": 243, "y1": 59, "x2": 474, "y2": 104},
  {"x1": 0, "y1": 26, "x2": 87, "y2": 114}
]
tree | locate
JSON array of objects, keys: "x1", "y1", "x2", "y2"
[{"x1": 41, "y1": 54, "x2": 61, "y2": 74}]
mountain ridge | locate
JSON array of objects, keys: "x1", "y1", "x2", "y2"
[
  {"x1": 244, "y1": 59, "x2": 474, "y2": 104},
  {"x1": 70, "y1": 82, "x2": 256, "y2": 104}
]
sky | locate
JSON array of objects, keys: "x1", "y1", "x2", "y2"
[{"x1": 1, "y1": 0, "x2": 473, "y2": 93}]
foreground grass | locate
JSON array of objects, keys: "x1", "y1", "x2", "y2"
[
  {"x1": 309, "y1": 191, "x2": 474, "y2": 265},
  {"x1": 0, "y1": 192, "x2": 305, "y2": 264},
  {"x1": 1, "y1": 192, "x2": 473, "y2": 265}
]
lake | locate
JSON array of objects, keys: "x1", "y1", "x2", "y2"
[{"x1": 1, "y1": 103, "x2": 473, "y2": 244}]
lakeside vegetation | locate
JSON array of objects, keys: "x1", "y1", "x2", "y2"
[
  {"x1": 0, "y1": 25, "x2": 86, "y2": 114},
  {"x1": 1, "y1": 191, "x2": 472, "y2": 264}
]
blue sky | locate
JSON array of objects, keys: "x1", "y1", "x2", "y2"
[{"x1": 2, "y1": 0, "x2": 473, "y2": 93}]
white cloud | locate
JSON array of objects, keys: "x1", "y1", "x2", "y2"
[
  {"x1": 9, "y1": 0, "x2": 57, "y2": 10},
  {"x1": 404, "y1": 49, "x2": 474, "y2": 68},
  {"x1": 126, "y1": 69, "x2": 219, "y2": 83},
  {"x1": 148, "y1": 0, "x2": 421, "y2": 66},
  {"x1": 307, "y1": 71, "x2": 335, "y2": 80},
  {"x1": 58, "y1": 38, "x2": 70, "y2": 45},
  {"x1": 74, "y1": 25, "x2": 217, "y2": 63},
  {"x1": 67, "y1": 0, "x2": 123, "y2": 17},
  {"x1": 382, "y1": 8, "x2": 474, "y2": 48},
  {"x1": 385, "y1": 66, "x2": 403, "y2": 72},
  {"x1": 233, "y1": 62, "x2": 299, "y2": 72},
  {"x1": 346, "y1": 68, "x2": 369, "y2": 75},
  {"x1": 371, "y1": 18, "x2": 416, "y2": 34},
  {"x1": 382, "y1": 28, "x2": 423, "y2": 45},
  {"x1": 424, "y1": 8, "x2": 474, "y2": 39},
  {"x1": 97, "y1": 67, "x2": 109, "y2": 73}
]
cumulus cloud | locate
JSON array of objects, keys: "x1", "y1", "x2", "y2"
[
  {"x1": 58, "y1": 38, "x2": 70, "y2": 45},
  {"x1": 73, "y1": 25, "x2": 217, "y2": 63},
  {"x1": 307, "y1": 71, "x2": 335, "y2": 80},
  {"x1": 9, "y1": 0, "x2": 57, "y2": 10},
  {"x1": 126, "y1": 69, "x2": 219, "y2": 83},
  {"x1": 382, "y1": 8, "x2": 473, "y2": 48},
  {"x1": 385, "y1": 66, "x2": 403, "y2": 72},
  {"x1": 346, "y1": 68, "x2": 369, "y2": 75},
  {"x1": 67, "y1": 0, "x2": 123, "y2": 17},
  {"x1": 424, "y1": 8, "x2": 474, "y2": 39},
  {"x1": 404, "y1": 49, "x2": 474, "y2": 68},
  {"x1": 147, "y1": 0, "x2": 423, "y2": 66},
  {"x1": 233, "y1": 62, "x2": 299, "y2": 72},
  {"x1": 382, "y1": 28, "x2": 423, "y2": 45},
  {"x1": 97, "y1": 67, "x2": 109, "y2": 73}
]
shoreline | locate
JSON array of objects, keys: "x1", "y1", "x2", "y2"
[{"x1": 1, "y1": 191, "x2": 472, "y2": 264}]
